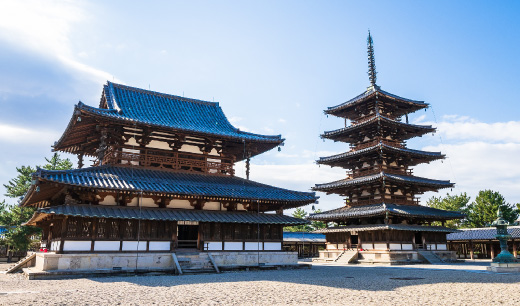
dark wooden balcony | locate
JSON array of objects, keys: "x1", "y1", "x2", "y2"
[{"x1": 101, "y1": 146, "x2": 235, "y2": 175}]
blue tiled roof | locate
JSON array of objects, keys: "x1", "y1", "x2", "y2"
[
  {"x1": 25, "y1": 204, "x2": 308, "y2": 226},
  {"x1": 30, "y1": 165, "x2": 317, "y2": 205},
  {"x1": 322, "y1": 114, "x2": 435, "y2": 140},
  {"x1": 77, "y1": 81, "x2": 283, "y2": 143},
  {"x1": 313, "y1": 172, "x2": 453, "y2": 192},
  {"x1": 283, "y1": 232, "x2": 326, "y2": 242},
  {"x1": 308, "y1": 203, "x2": 464, "y2": 221},
  {"x1": 314, "y1": 224, "x2": 458, "y2": 233},
  {"x1": 318, "y1": 142, "x2": 443, "y2": 165},
  {"x1": 447, "y1": 226, "x2": 520, "y2": 241},
  {"x1": 326, "y1": 86, "x2": 427, "y2": 115}
]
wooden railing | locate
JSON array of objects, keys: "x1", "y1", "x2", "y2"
[
  {"x1": 351, "y1": 139, "x2": 405, "y2": 151},
  {"x1": 350, "y1": 165, "x2": 413, "y2": 178},
  {"x1": 349, "y1": 198, "x2": 419, "y2": 206},
  {"x1": 102, "y1": 146, "x2": 235, "y2": 175}
]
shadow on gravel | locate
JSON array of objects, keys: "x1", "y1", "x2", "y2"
[{"x1": 87, "y1": 264, "x2": 519, "y2": 291}]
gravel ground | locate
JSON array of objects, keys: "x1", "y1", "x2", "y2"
[{"x1": 1, "y1": 261, "x2": 519, "y2": 306}]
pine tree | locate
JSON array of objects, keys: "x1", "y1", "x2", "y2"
[
  {"x1": 426, "y1": 193, "x2": 470, "y2": 229},
  {"x1": 464, "y1": 190, "x2": 519, "y2": 228}
]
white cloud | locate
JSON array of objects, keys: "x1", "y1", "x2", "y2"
[
  {"x1": 417, "y1": 115, "x2": 520, "y2": 143},
  {"x1": 0, "y1": 123, "x2": 59, "y2": 145},
  {"x1": 0, "y1": 0, "x2": 118, "y2": 85},
  {"x1": 278, "y1": 118, "x2": 287, "y2": 123}
]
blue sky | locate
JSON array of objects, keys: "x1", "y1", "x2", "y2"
[{"x1": 0, "y1": 1, "x2": 519, "y2": 211}]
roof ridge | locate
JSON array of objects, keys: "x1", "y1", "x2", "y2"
[{"x1": 106, "y1": 81, "x2": 219, "y2": 107}]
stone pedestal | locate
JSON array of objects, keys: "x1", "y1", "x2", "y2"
[{"x1": 487, "y1": 262, "x2": 520, "y2": 273}]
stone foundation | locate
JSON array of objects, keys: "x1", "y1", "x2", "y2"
[
  {"x1": 487, "y1": 262, "x2": 520, "y2": 273},
  {"x1": 209, "y1": 251, "x2": 298, "y2": 267},
  {"x1": 29, "y1": 251, "x2": 299, "y2": 273},
  {"x1": 317, "y1": 250, "x2": 457, "y2": 264}
]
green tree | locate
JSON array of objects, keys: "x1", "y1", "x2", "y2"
[
  {"x1": 1, "y1": 154, "x2": 73, "y2": 259},
  {"x1": 42, "y1": 153, "x2": 74, "y2": 171},
  {"x1": 3, "y1": 165, "x2": 36, "y2": 199},
  {"x1": 0, "y1": 201, "x2": 38, "y2": 253},
  {"x1": 426, "y1": 193, "x2": 470, "y2": 229},
  {"x1": 310, "y1": 208, "x2": 327, "y2": 231},
  {"x1": 464, "y1": 190, "x2": 519, "y2": 228},
  {"x1": 284, "y1": 208, "x2": 313, "y2": 232}
]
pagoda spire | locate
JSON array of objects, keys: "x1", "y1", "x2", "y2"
[{"x1": 367, "y1": 30, "x2": 377, "y2": 86}]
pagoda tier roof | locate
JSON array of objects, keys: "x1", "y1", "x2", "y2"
[
  {"x1": 54, "y1": 82, "x2": 283, "y2": 157},
  {"x1": 313, "y1": 224, "x2": 458, "y2": 234},
  {"x1": 317, "y1": 142, "x2": 444, "y2": 167},
  {"x1": 322, "y1": 114, "x2": 435, "y2": 143},
  {"x1": 24, "y1": 204, "x2": 308, "y2": 227},
  {"x1": 325, "y1": 86, "x2": 428, "y2": 119},
  {"x1": 447, "y1": 226, "x2": 520, "y2": 241},
  {"x1": 313, "y1": 172, "x2": 453, "y2": 193},
  {"x1": 307, "y1": 203, "x2": 464, "y2": 221},
  {"x1": 22, "y1": 165, "x2": 317, "y2": 208}
]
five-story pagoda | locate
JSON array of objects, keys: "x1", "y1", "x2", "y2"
[{"x1": 309, "y1": 33, "x2": 463, "y2": 264}]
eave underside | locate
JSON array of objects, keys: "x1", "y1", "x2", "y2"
[
  {"x1": 317, "y1": 143, "x2": 444, "y2": 168},
  {"x1": 25, "y1": 204, "x2": 309, "y2": 226},
  {"x1": 307, "y1": 203, "x2": 464, "y2": 221},
  {"x1": 313, "y1": 172, "x2": 454, "y2": 195},
  {"x1": 314, "y1": 224, "x2": 458, "y2": 234}
]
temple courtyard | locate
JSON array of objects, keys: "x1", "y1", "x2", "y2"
[{"x1": 1, "y1": 261, "x2": 519, "y2": 305}]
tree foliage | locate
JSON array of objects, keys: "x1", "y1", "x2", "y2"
[
  {"x1": 284, "y1": 207, "x2": 328, "y2": 232},
  {"x1": 3, "y1": 165, "x2": 36, "y2": 199},
  {"x1": 1, "y1": 154, "x2": 73, "y2": 253},
  {"x1": 426, "y1": 193, "x2": 470, "y2": 229},
  {"x1": 0, "y1": 201, "x2": 39, "y2": 251},
  {"x1": 464, "y1": 190, "x2": 519, "y2": 228},
  {"x1": 284, "y1": 208, "x2": 313, "y2": 232}
]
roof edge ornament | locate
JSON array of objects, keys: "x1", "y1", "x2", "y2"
[{"x1": 367, "y1": 30, "x2": 379, "y2": 92}]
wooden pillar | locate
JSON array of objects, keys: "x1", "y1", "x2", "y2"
[
  {"x1": 91, "y1": 218, "x2": 98, "y2": 252},
  {"x1": 513, "y1": 239, "x2": 517, "y2": 258},
  {"x1": 463, "y1": 242, "x2": 467, "y2": 259},
  {"x1": 59, "y1": 216, "x2": 69, "y2": 254},
  {"x1": 490, "y1": 242, "x2": 495, "y2": 259},
  {"x1": 469, "y1": 240, "x2": 474, "y2": 260}
]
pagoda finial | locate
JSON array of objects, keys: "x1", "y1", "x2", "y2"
[{"x1": 367, "y1": 30, "x2": 377, "y2": 86}]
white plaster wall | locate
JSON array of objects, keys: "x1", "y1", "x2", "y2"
[
  {"x1": 206, "y1": 242, "x2": 223, "y2": 251},
  {"x1": 326, "y1": 244, "x2": 337, "y2": 250},
  {"x1": 401, "y1": 244, "x2": 413, "y2": 250},
  {"x1": 126, "y1": 137, "x2": 138, "y2": 146},
  {"x1": 437, "y1": 244, "x2": 447, "y2": 250},
  {"x1": 149, "y1": 241, "x2": 170, "y2": 251},
  {"x1": 224, "y1": 242, "x2": 243, "y2": 251},
  {"x1": 389, "y1": 244, "x2": 402, "y2": 250},
  {"x1": 204, "y1": 201, "x2": 221, "y2": 211},
  {"x1": 94, "y1": 241, "x2": 120, "y2": 251},
  {"x1": 179, "y1": 144, "x2": 202, "y2": 154},
  {"x1": 236, "y1": 204, "x2": 247, "y2": 211},
  {"x1": 127, "y1": 197, "x2": 139, "y2": 207},
  {"x1": 167, "y1": 199, "x2": 193, "y2": 209},
  {"x1": 373, "y1": 243, "x2": 387, "y2": 250},
  {"x1": 245, "y1": 242, "x2": 262, "y2": 251},
  {"x1": 264, "y1": 242, "x2": 281, "y2": 251},
  {"x1": 50, "y1": 241, "x2": 61, "y2": 251},
  {"x1": 99, "y1": 195, "x2": 117, "y2": 206},
  {"x1": 138, "y1": 197, "x2": 157, "y2": 208},
  {"x1": 146, "y1": 140, "x2": 172, "y2": 150},
  {"x1": 122, "y1": 241, "x2": 147, "y2": 251},
  {"x1": 63, "y1": 241, "x2": 91, "y2": 251}
]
